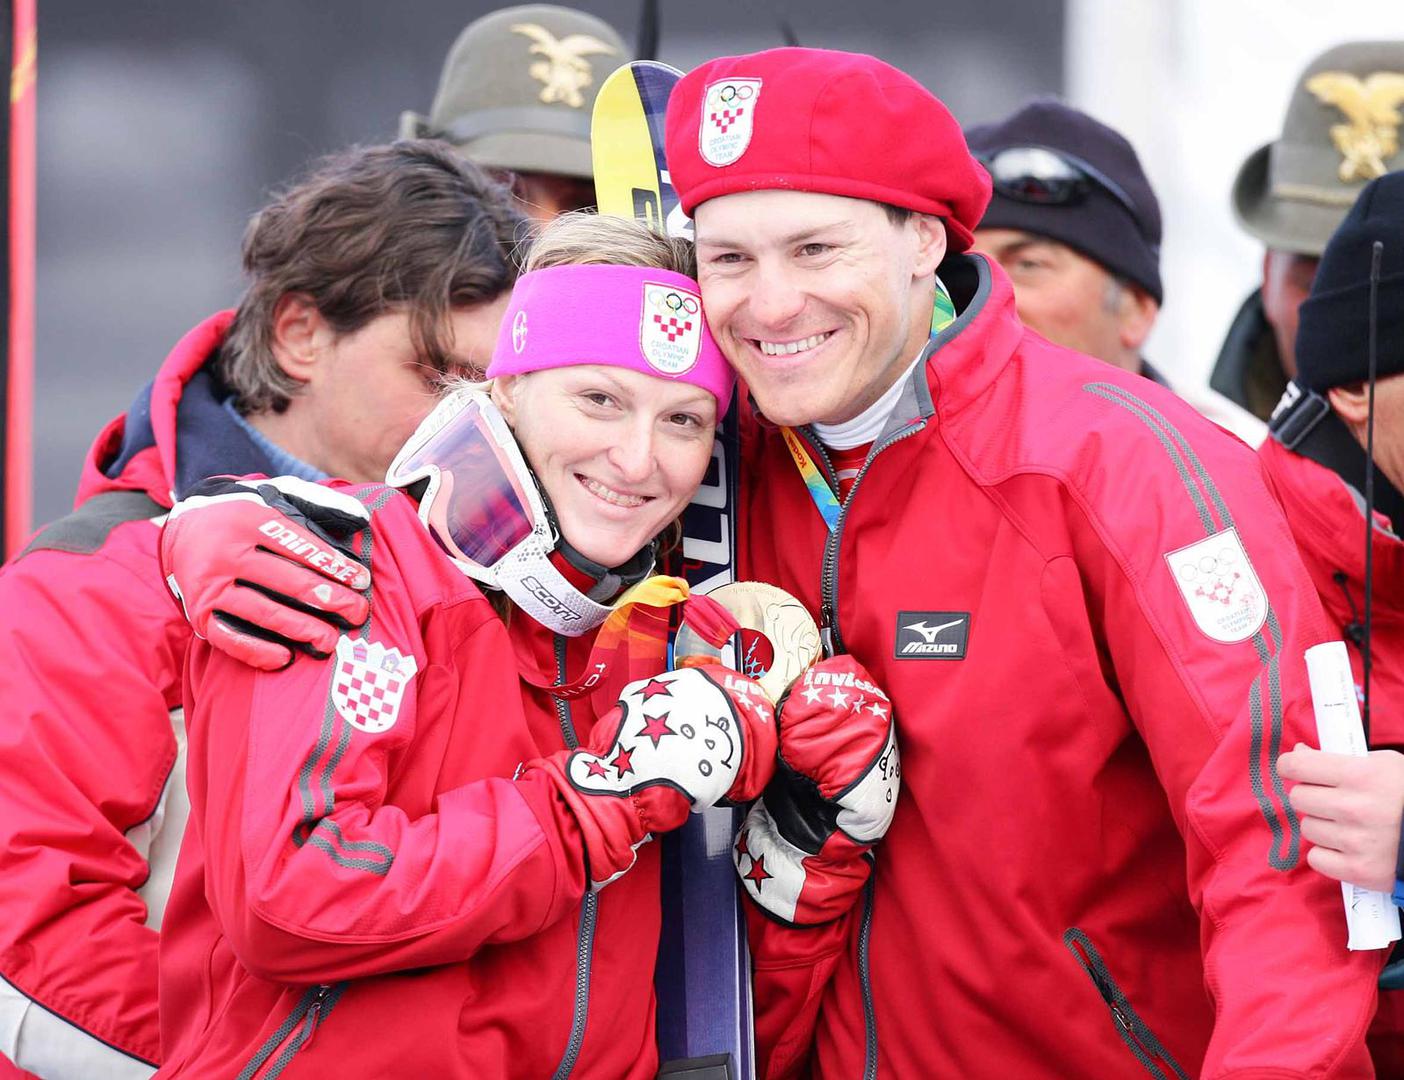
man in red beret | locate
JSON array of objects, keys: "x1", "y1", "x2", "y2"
[
  {"x1": 148, "y1": 47, "x2": 1382, "y2": 1079},
  {"x1": 664, "y1": 47, "x2": 1378, "y2": 1079}
]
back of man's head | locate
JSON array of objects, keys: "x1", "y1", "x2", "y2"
[
  {"x1": 220, "y1": 140, "x2": 527, "y2": 415},
  {"x1": 1295, "y1": 171, "x2": 1404, "y2": 396}
]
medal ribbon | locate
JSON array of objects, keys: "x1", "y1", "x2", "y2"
[
  {"x1": 518, "y1": 574, "x2": 690, "y2": 704},
  {"x1": 781, "y1": 283, "x2": 957, "y2": 532}
]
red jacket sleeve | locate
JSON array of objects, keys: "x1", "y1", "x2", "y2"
[
  {"x1": 185, "y1": 561, "x2": 588, "y2": 985},
  {"x1": 0, "y1": 540, "x2": 185, "y2": 1074},
  {"x1": 1064, "y1": 421, "x2": 1381, "y2": 1078}
]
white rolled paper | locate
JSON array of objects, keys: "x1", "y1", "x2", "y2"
[{"x1": 1303, "y1": 640, "x2": 1402, "y2": 951}]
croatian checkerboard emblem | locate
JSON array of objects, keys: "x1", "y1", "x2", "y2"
[
  {"x1": 640, "y1": 281, "x2": 703, "y2": 375},
  {"x1": 332, "y1": 636, "x2": 419, "y2": 733},
  {"x1": 700, "y1": 78, "x2": 761, "y2": 166},
  {"x1": 1164, "y1": 527, "x2": 1267, "y2": 644}
]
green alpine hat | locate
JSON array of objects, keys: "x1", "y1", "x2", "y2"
[
  {"x1": 1232, "y1": 40, "x2": 1404, "y2": 256},
  {"x1": 399, "y1": 4, "x2": 629, "y2": 181}
]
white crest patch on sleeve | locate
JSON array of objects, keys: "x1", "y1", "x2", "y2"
[
  {"x1": 332, "y1": 635, "x2": 419, "y2": 733},
  {"x1": 699, "y1": 78, "x2": 762, "y2": 166},
  {"x1": 1164, "y1": 527, "x2": 1268, "y2": 644},
  {"x1": 639, "y1": 282, "x2": 703, "y2": 375}
]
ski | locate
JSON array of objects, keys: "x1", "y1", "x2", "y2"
[
  {"x1": 591, "y1": 60, "x2": 692, "y2": 241},
  {"x1": 592, "y1": 60, "x2": 752, "y2": 1080}
]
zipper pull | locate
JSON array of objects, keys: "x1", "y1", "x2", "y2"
[{"x1": 299, "y1": 985, "x2": 333, "y2": 1052}]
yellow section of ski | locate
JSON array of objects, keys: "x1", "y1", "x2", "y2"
[{"x1": 591, "y1": 65, "x2": 665, "y2": 232}]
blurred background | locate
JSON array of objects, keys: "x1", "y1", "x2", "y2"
[{"x1": 28, "y1": 0, "x2": 1404, "y2": 525}]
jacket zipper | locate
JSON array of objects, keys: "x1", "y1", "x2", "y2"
[
  {"x1": 1063, "y1": 928, "x2": 1189, "y2": 1080},
  {"x1": 551, "y1": 633, "x2": 598, "y2": 1080},
  {"x1": 812, "y1": 421, "x2": 928, "y2": 657},
  {"x1": 235, "y1": 982, "x2": 343, "y2": 1080},
  {"x1": 858, "y1": 875, "x2": 879, "y2": 1080},
  {"x1": 801, "y1": 419, "x2": 920, "y2": 1075}
]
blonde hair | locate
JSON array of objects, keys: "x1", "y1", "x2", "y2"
[
  {"x1": 523, "y1": 211, "x2": 696, "y2": 276},
  {"x1": 440, "y1": 214, "x2": 698, "y2": 621}
]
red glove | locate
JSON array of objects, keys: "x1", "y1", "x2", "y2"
[
  {"x1": 160, "y1": 476, "x2": 372, "y2": 670},
  {"x1": 732, "y1": 655, "x2": 899, "y2": 925},
  {"x1": 528, "y1": 664, "x2": 777, "y2": 888}
]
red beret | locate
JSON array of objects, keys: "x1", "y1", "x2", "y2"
[{"x1": 666, "y1": 48, "x2": 991, "y2": 251}]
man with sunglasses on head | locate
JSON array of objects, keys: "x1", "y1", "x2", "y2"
[{"x1": 969, "y1": 99, "x2": 1264, "y2": 444}]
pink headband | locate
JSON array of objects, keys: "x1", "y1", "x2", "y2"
[{"x1": 486, "y1": 264, "x2": 735, "y2": 417}]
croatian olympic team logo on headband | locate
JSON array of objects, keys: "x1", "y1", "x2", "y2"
[
  {"x1": 640, "y1": 282, "x2": 703, "y2": 375},
  {"x1": 700, "y1": 78, "x2": 761, "y2": 166}
]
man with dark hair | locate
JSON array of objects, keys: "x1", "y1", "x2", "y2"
[
  {"x1": 0, "y1": 141, "x2": 524, "y2": 1078},
  {"x1": 400, "y1": 3, "x2": 629, "y2": 221},
  {"x1": 1212, "y1": 41, "x2": 1404, "y2": 420},
  {"x1": 968, "y1": 99, "x2": 1264, "y2": 444},
  {"x1": 1267, "y1": 170, "x2": 1404, "y2": 1076}
]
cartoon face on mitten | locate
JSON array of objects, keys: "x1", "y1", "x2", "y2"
[{"x1": 568, "y1": 666, "x2": 772, "y2": 808}]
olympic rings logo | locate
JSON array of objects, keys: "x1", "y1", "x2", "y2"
[
  {"x1": 647, "y1": 287, "x2": 700, "y2": 316},
  {"x1": 717, "y1": 83, "x2": 756, "y2": 104}
]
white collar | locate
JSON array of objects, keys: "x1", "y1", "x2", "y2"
[{"x1": 811, "y1": 350, "x2": 925, "y2": 450}]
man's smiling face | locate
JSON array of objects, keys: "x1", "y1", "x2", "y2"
[{"x1": 693, "y1": 190, "x2": 946, "y2": 427}]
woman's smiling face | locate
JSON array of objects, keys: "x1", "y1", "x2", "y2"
[{"x1": 494, "y1": 365, "x2": 718, "y2": 567}]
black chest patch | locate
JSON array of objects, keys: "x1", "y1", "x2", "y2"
[{"x1": 894, "y1": 611, "x2": 970, "y2": 659}]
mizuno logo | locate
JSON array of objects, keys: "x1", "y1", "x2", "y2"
[
  {"x1": 894, "y1": 611, "x2": 970, "y2": 660},
  {"x1": 903, "y1": 618, "x2": 965, "y2": 644}
]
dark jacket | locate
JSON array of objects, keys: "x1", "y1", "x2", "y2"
[{"x1": 1210, "y1": 289, "x2": 1289, "y2": 421}]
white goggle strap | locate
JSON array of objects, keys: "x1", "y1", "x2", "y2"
[{"x1": 495, "y1": 535, "x2": 614, "y2": 636}]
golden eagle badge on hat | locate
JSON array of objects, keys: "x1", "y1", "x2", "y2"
[
  {"x1": 510, "y1": 22, "x2": 619, "y2": 108},
  {"x1": 1231, "y1": 42, "x2": 1404, "y2": 256},
  {"x1": 1306, "y1": 70, "x2": 1404, "y2": 182}
]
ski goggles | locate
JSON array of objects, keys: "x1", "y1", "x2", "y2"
[
  {"x1": 974, "y1": 145, "x2": 1148, "y2": 238},
  {"x1": 385, "y1": 387, "x2": 613, "y2": 631}
]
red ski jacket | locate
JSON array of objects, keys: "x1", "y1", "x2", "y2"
[
  {"x1": 737, "y1": 254, "x2": 1382, "y2": 1079},
  {"x1": 0, "y1": 312, "x2": 312, "y2": 1079},
  {"x1": 1259, "y1": 433, "x2": 1404, "y2": 1074},
  {"x1": 156, "y1": 485, "x2": 662, "y2": 1080}
]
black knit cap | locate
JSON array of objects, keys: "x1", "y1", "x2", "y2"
[
  {"x1": 1295, "y1": 171, "x2": 1404, "y2": 393},
  {"x1": 966, "y1": 99, "x2": 1163, "y2": 303}
]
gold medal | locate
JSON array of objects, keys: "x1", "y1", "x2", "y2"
[{"x1": 674, "y1": 581, "x2": 821, "y2": 702}]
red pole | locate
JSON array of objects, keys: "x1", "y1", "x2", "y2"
[{"x1": 4, "y1": 0, "x2": 32, "y2": 556}]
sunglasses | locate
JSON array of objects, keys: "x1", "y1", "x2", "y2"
[{"x1": 975, "y1": 145, "x2": 1153, "y2": 244}]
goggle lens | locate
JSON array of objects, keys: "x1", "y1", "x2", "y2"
[
  {"x1": 979, "y1": 146, "x2": 1089, "y2": 205},
  {"x1": 393, "y1": 397, "x2": 537, "y2": 570}
]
